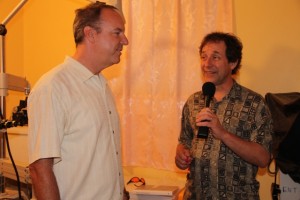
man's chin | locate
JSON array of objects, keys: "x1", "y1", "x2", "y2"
[
  {"x1": 111, "y1": 58, "x2": 121, "y2": 65},
  {"x1": 203, "y1": 78, "x2": 215, "y2": 83},
  {"x1": 110, "y1": 53, "x2": 122, "y2": 65},
  {"x1": 115, "y1": 57, "x2": 121, "y2": 63}
]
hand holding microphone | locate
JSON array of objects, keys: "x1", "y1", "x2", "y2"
[{"x1": 197, "y1": 82, "x2": 216, "y2": 138}]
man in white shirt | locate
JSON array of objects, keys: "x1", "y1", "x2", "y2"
[{"x1": 28, "y1": 2, "x2": 129, "y2": 199}]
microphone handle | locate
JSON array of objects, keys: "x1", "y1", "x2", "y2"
[
  {"x1": 197, "y1": 121, "x2": 209, "y2": 138},
  {"x1": 196, "y1": 96, "x2": 212, "y2": 139},
  {"x1": 204, "y1": 96, "x2": 211, "y2": 107}
]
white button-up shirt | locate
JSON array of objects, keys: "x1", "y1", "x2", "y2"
[{"x1": 28, "y1": 56, "x2": 124, "y2": 200}]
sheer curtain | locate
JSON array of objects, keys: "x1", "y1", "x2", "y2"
[{"x1": 104, "y1": 0, "x2": 233, "y2": 171}]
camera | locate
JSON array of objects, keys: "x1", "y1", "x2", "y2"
[{"x1": 12, "y1": 99, "x2": 28, "y2": 126}]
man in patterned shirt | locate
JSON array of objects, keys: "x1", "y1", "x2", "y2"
[{"x1": 175, "y1": 32, "x2": 272, "y2": 200}]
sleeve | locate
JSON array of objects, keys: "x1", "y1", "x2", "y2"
[
  {"x1": 28, "y1": 83, "x2": 66, "y2": 164},
  {"x1": 178, "y1": 100, "x2": 195, "y2": 149},
  {"x1": 252, "y1": 98, "x2": 273, "y2": 153}
]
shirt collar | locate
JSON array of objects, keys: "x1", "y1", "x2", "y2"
[
  {"x1": 64, "y1": 56, "x2": 100, "y2": 82},
  {"x1": 224, "y1": 80, "x2": 243, "y2": 101}
]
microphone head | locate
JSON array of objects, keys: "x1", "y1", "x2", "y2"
[{"x1": 202, "y1": 82, "x2": 216, "y2": 97}]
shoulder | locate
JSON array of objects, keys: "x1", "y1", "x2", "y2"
[
  {"x1": 182, "y1": 91, "x2": 203, "y2": 112},
  {"x1": 186, "y1": 91, "x2": 202, "y2": 102},
  {"x1": 30, "y1": 65, "x2": 68, "y2": 95},
  {"x1": 235, "y1": 82, "x2": 264, "y2": 101},
  {"x1": 235, "y1": 83, "x2": 271, "y2": 117},
  {"x1": 184, "y1": 91, "x2": 203, "y2": 107}
]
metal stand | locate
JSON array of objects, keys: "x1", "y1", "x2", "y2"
[{"x1": 0, "y1": 0, "x2": 29, "y2": 194}]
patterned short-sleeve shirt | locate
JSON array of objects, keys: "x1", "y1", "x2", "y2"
[{"x1": 179, "y1": 81, "x2": 273, "y2": 200}]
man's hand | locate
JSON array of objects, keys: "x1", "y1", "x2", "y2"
[{"x1": 175, "y1": 144, "x2": 192, "y2": 170}]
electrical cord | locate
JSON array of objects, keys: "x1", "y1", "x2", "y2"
[
  {"x1": 0, "y1": 98, "x2": 29, "y2": 199},
  {"x1": 3, "y1": 130, "x2": 22, "y2": 200},
  {"x1": 0, "y1": 120, "x2": 28, "y2": 200}
]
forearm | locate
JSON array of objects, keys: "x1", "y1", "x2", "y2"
[
  {"x1": 29, "y1": 159, "x2": 60, "y2": 200},
  {"x1": 221, "y1": 130, "x2": 270, "y2": 167}
]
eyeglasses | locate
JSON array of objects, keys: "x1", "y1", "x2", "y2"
[{"x1": 127, "y1": 177, "x2": 146, "y2": 187}]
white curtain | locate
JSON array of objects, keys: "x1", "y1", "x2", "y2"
[{"x1": 104, "y1": 0, "x2": 233, "y2": 171}]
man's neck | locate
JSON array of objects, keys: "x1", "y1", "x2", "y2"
[{"x1": 214, "y1": 78, "x2": 234, "y2": 102}]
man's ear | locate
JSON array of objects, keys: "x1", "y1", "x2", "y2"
[
  {"x1": 83, "y1": 26, "x2": 96, "y2": 43},
  {"x1": 230, "y1": 61, "x2": 238, "y2": 71}
]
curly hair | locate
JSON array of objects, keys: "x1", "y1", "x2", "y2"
[{"x1": 199, "y1": 32, "x2": 243, "y2": 75}]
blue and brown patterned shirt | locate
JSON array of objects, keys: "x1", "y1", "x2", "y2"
[{"x1": 179, "y1": 81, "x2": 273, "y2": 200}]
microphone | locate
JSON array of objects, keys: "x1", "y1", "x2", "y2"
[{"x1": 197, "y1": 82, "x2": 216, "y2": 138}]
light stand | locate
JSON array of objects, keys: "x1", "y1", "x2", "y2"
[{"x1": 0, "y1": 0, "x2": 29, "y2": 196}]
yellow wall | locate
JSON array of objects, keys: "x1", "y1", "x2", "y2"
[
  {"x1": 2, "y1": 0, "x2": 300, "y2": 199},
  {"x1": 233, "y1": 0, "x2": 300, "y2": 95}
]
